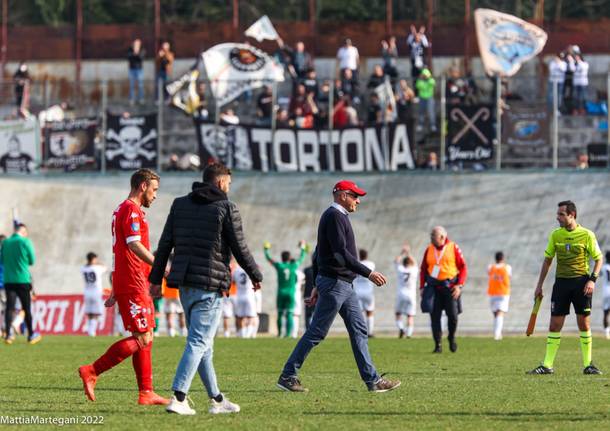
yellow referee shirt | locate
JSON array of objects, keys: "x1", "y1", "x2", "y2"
[{"x1": 544, "y1": 225, "x2": 602, "y2": 278}]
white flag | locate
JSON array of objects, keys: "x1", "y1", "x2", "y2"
[
  {"x1": 203, "y1": 43, "x2": 284, "y2": 107},
  {"x1": 245, "y1": 15, "x2": 279, "y2": 42},
  {"x1": 475, "y1": 8, "x2": 547, "y2": 77},
  {"x1": 375, "y1": 79, "x2": 396, "y2": 122}
]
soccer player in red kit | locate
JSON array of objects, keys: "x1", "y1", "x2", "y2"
[{"x1": 78, "y1": 169, "x2": 169, "y2": 405}]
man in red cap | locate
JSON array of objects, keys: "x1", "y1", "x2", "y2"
[{"x1": 277, "y1": 180, "x2": 401, "y2": 393}]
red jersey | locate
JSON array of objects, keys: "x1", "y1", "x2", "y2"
[{"x1": 112, "y1": 199, "x2": 151, "y2": 295}]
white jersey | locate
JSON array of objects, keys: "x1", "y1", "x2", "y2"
[
  {"x1": 81, "y1": 264, "x2": 106, "y2": 296},
  {"x1": 294, "y1": 270, "x2": 305, "y2": 316},
  {"x1": 395, "y1": 263, "x2": 418, "y2": 298},
  {"x1": 353, "y1": 260, "x2": 376, "y2": 296},
  {"x1": 232, "y1": 267, "x2": 255, "y2": 299},
  {"x1": 336, "y1": 46, "x2": 359, "y2": 70},
  {"x1": 601, "y1": 263, "x2": 610, "y2": 299}
]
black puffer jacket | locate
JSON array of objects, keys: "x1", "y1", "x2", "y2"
[{"x1": 149, "y1": 182, "x2": 262, "y2": 291}]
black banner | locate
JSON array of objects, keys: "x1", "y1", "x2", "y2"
[
  {"x1": 446, "y1": 104, "x2": 494, "y2": 162},
  {"x1": 105, "y1": 114, "x2": 158, "y2": 170},
  {"x1": 502, "y1": 103, "x2": 550, "y2": 160},
  {"x1": 195, "y1": 121, "x2": 415, "y2": 172},
  {"x1": 587, "y1": 144, "x2": 607, "y2": 168},
  {"x1": 43, "y1": 118, "x2": 98, "y2": 169}
]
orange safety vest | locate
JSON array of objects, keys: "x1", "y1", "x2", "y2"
[
  {"x1": 425, "y1": 242, "x2": 458, "y2": 281},
  {"x1": 487, "y1": 263, "x2": 511, "y2": 296}
]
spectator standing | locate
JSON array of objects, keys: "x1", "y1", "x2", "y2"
[
  {"x1": 291, "y1": 41, "x2": 313, "y2": 81},
  {"x1": 341, "y1": 69, "x2": 359, "y2": 103},
  {"x1": 13, "y1": 62, "x2": 30, "y2": 116},
  {"x1": 547, "y1": 53, "x2": 567, "y2": 111},
  {"x1": 573, "y1": 54, "x2": 589, "y2": 115},
  {"x1": 1, "y1": 223, "x2": 41, "y2": 345},
  {"x1": 446, "y1": 67, "x2": 470, "y2": 105},
  {"x1": 337, "y1": 38, "x2": 360, "y2": 82},
  {"x1": 407, "y1": 25, "x2": 429, "y2": 80},
  {"x1": 381, "y1": 37, "x2": 398, "y2": 85},
  {"x1": 128, "y1": 39, "x2": 145, "y2": 105},
  {"x1": 156, "y1": 41, "x2": 174, "y2": 101},
  {"x1": 396, "y1": 79, "x2": 416, "y2": 124},
  {"x1": 415, "y1": 68, "x2": 437, "y2": 133},
  {"x1": 256, "y1": 85, "x2": 273, "y2": 126},
  {"x1": 420, "y1": 226, "x2": 467, "y2": 353},
  {"x1": 367, "y1": 65, "x2": 385, "y2": 90},
  {"x1": 366, "y1": 93, "x2": 382, "y2": 125}
]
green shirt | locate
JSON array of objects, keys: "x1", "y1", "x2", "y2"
[
  {"x1": 265, "y1": 247, "x2": 306, "y2": 293},
  {"x1": 544, "y1": 225, "x2": 601, "y2": 278},
  {"x1": 0, "y1": 233, "x2": 35, "y2": 284},
  {"x1": 416, "y1": 77, "x2": 436, "y2": 100}
]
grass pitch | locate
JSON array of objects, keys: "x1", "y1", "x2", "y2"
[{"x1": 0, "y1": 334, "x2": 608, "y2": 430}]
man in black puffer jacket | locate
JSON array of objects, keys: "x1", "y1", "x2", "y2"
[{"x1": 149, "y1": 162, "x2": 262, "y2": 415}]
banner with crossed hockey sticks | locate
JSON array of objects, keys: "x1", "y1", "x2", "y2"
[
  {"x1": 446, "y1": 104, "x2": 495, "y2": 163},
  {"x1": 105, "y1": 113, "x2": 158, "y2": 170}
]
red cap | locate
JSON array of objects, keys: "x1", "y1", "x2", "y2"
[{"x1": 333, "y1": 180, "x2": 367, "y2": 196}]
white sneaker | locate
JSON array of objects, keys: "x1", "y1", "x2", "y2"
[
  {"x1": 209, "y1": 396, "x2": 240, "y2": 414},
  {"x1": 166, "y1": 396, "x2": 196, "y2": 415}
]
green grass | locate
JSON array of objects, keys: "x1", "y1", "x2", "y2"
[{"x1": 0, "y1": 335, "x2": 609, "y2": 430}]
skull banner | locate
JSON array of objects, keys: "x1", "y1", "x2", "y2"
[{"x1": 105, "y1": 113, "x2": 158, "y2": 170}]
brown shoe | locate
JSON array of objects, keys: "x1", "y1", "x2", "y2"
[
  {"x1": 277, "y1": 375, "x2": 308, "y2": 392},
  {"x1": 368, "y1": 374, "x2": 401, "y2": 393}
]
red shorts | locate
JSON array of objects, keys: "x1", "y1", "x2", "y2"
[{"x1": 116, "y1": 292, "x2": 155, "y2": 333}]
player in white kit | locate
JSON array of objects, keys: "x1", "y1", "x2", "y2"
[
  {"x1": 353, "y1": 249, "x2": 376, "y2": 337},
  {"x1": 394, "y1": 247, "x2": 418, "y2": 338},
  {"x1": 81, "y1": 252, "x2": 107, "y2": 337},
  {"x1": 232, "y1": 264, "x2": 258, "y2": 338},
  {"x1": 602, "y1": 251, "x2": 610, "y2": 339},
  {"x1": 291, "y1": 269, "x2": 305, "y2": 338}
]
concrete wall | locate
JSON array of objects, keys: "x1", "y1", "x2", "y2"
[{"x1": 1, "y1": 170, "x2": 609, "y2": 334}]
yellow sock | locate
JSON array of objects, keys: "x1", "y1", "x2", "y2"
[
  {"x1": 579, "y1": 330, "x2": 592, "y2": 367},
  {"x1": 542, "y1": 332, "x2": 561, "y2": 368}
]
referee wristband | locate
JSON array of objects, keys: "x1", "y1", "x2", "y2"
[{"x1": 588, "y1": 273, "x2": 598, "y2": 282}]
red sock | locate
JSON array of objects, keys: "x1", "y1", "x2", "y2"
[
  {"x1": 92, "y1": 337, "x2": 140, "y2": 375},
  {"x1": 132, "y1": 341, "x2": 153, "y2": 391}
]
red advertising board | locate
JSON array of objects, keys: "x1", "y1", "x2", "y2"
[{"x1": 32, "y1": 295, "x2": 115, "y2": 335}]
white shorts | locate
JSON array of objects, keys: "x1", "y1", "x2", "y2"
[
  {"x1": 356, "y1": 292, "x2": 375, "y2": 312},
  {"x1": 603, "y1": 296, "x2": 610, "y2": 311},
  {"x1": 254, "y1": 290, "x2": 262, "y2": 314},
  {"x1": 489, "y1": 295, "x2": 510, "y2": 313},
  {"x1": 222, "y1": 297, "x2": 235, "y2": 318},
  {"x1": 84, "y1": 294, "x2": 104, "y2": 315},
  {"x1": 395, "y1": 295, "x2": 416, "y2": 316},
  {"x1": 163, "y1": 298, "x2": 184, "y2": 314},
  {"x1": 235, "y1": 295, "x2": 257, "y2": 318}
]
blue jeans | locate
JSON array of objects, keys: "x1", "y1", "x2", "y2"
[
  {"x1": 281, "y1": 276, "x2": 379, "y2": 385},
  {"x1": 418, "y1": 98, "x2": 437, "y2": 131},
  {"x1": 546, "y1": 81, "x2": 564, "y2": 110},
  {"x1": 129, "y1": 68, "x2": 144, "y2": 103},
  {"x1": 172, "y1": 287, "x2": 222, "y2": 398},
  {"x1": 574, "y1": 85, "x2": 587, "y2": 111}
]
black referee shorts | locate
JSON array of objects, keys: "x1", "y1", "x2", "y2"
[{"x1": 551, "y1": 276, "x2": 592, "y2": 316}]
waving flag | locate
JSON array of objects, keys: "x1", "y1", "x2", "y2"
[
  {"x1": 203, "y1": 43, "x2": 284, "y2": 106},
  {"x1": 475, "y1": 8, "x2": 547, "y2": 77},
  {"x1": 245, "y1": 15, "x2": 280, "y2": 42}
]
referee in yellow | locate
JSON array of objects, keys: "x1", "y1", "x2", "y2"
[{"x1": 528, "y1": 200, "x2": 603, "y2": 375}]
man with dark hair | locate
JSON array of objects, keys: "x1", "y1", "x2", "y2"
[
  {"x1": 487, "y1": 251, "x2": 512, "y2": 340},
  {"x1": 150, "y1": 162, "x2": 262, "y2": 415},
  {"x1": 1, "y1": 224, "x2": 40, "y2": 344},
  {"x1": 264, "y1": 241, "x2": 307, "y2": 338},
  {"x1": 528, "y1": 200, "x2": 603, "y2": 375},
  {"x1": 277, "y1": 180, "x2": 400, "y2": 393},
  {"x1": 78, "y1": 168, "x2": 168, "y2": 405},
  {"x1": 81, "y1": 252, "x2": 107, "y2": 337}
]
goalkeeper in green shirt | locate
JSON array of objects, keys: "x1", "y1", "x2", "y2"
[{"x1": 264, "y1": 240, "x2": 308, "y2": 338}]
